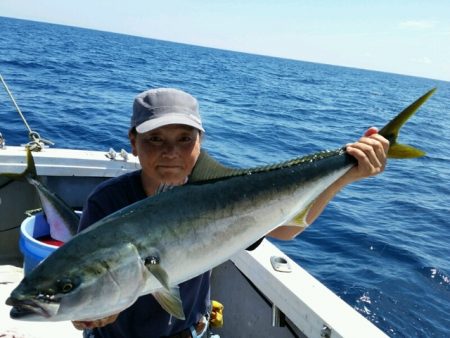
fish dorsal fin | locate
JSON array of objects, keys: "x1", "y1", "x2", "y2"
[
  {"x1": 189, "y1": 149, "x2": 347, "y2": 183},
  {"x1": 153, "y1": 287, "x2": 185, "y2": 320},
  {"x1": 189, "y1": 150, "x2": 242, "y2": 182}
]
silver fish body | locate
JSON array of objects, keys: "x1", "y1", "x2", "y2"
[
  {"x1": 6, "y1": 89, "x2": 436, "y2": 321},
  {"x1": 7, "y1": 149, "x2": 353, "y2": 321}
]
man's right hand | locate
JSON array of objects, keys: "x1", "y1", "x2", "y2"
[{"x1": 72, "y1": 313, "x2": 119, "y2": 330}]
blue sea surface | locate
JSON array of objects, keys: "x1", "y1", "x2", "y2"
[{"x1": 1, "y1": 16, "x2": 449, "y2": 337}]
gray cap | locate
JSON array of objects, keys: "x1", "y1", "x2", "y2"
[{"x1": 131, "y1": 88, "x2": 205, "y2": 134}]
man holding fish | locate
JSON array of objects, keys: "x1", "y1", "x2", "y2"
[{"x1": 72, "y1": 87, "x2": 388, "y2": 338}]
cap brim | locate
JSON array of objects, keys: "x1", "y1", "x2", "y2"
[{"x1": 135, "y1": 113, "x2": 205, "y2": 133}]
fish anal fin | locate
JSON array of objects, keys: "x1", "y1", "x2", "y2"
[
  {"x1": 153, "y1": 287, "x2": 186, "y2": 320},
  {"x1": 287, "y1": 202, "x2": 314, "y2": 228}
]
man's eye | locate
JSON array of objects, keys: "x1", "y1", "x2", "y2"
[
  {"x1": 179, "y1": 136, "x2": 192, "y2": 142},
  {"x1": 146, "y1": 137, "x2": 162, "y2": 143}
]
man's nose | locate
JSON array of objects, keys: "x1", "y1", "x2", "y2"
[{"x1": 162, "y1": 142, "x2": 177, "y2": 157}]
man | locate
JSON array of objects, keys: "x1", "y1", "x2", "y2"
[{"x1": 73, "y1": 88, "x2": 388, "y2": 337}]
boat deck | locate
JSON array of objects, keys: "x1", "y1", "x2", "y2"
[{"x1": 0, "y1": 265, "x2": 81, "y2": 337}]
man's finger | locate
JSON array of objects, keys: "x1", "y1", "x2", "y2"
[{"x1": 364, "y1": 126, "x2": 379, "y2": 137}]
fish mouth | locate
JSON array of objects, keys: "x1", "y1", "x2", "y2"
[{"x1": 6, "y1": 296, "x2": 52, "y2": 319}]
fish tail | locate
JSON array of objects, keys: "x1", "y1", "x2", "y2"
[
  {"x1": 1, "y1": 147, "x2": 37, "y2": 181},
  {"x1": 379, "y1": 88, "x2": 436, "y2": 159},
  {"x1": 25, "y1": 146, "x2": 38, "y2": 178}
]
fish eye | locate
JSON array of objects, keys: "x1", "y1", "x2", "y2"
[{"x1": 57, "y1": 278, "x2": 74, "y2": 293}]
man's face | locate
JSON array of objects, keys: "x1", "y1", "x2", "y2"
[{"x1": 130, "y1": 124, "x2": 201, "y2": 188}]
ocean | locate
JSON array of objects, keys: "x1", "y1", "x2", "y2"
[{"x1": 1, "y1": 16, "x2": 449, "y2": 337}]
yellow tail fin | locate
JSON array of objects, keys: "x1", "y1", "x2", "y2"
[{"x1": 379, "y1": 88, "x2": 436, "y2": 159}]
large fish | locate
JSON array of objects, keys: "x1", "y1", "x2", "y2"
[
  {"x1": 6, "y1": 89, "x2": 435, "y2": 321},
  {"x1": 1, "y1": 148, "x2": 79, "y2": 242}
]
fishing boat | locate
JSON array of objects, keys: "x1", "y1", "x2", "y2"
[{"x1": 0, "y1": 78, "x2": 388, "y2": 337}]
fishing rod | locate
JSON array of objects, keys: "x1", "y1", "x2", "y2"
[{"x1": 0, "y1": 73, "x2": 54, "y2": 151}]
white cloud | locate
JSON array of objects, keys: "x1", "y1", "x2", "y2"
[
  {"x1": 411, "y1": 57, "x2": 432, "y2": 64},
  {"x1": 398, "y1": 20, "x2": 436, "y2": 30}
]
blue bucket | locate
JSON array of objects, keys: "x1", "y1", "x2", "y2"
[{"x1": 19, "y1": 213, "x2": 58, "y2": 275}]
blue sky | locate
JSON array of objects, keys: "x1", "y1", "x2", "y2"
[{"x1": 1, "y1": 0, "x2": 449, "y2": 81}]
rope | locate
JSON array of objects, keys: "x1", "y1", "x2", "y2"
[
  {"x1": 0, "y1": 74, "x2": 54, "y2": 151},
  {"x1": 0, "y1": 74, "x2": 33, "y2": 133}
]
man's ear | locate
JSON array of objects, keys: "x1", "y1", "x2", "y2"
[{"x1": 128, "y1": 130, "x2": 138, "y2": 156}]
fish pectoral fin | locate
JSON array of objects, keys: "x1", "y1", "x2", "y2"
[
  {"x1": 144, "y1": 255, "x2": 185, "y2": 319},
  {"x1": 144, "y1": 256, "x2": 170, "y2": 290},
  {"x1": 153, "y1": 287, "x2": 185, "y2": 320}
]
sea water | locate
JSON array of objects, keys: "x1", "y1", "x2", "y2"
[{"x1": 1, "y1": 16, "x2": 449, "y2": 337}]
